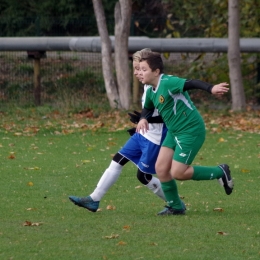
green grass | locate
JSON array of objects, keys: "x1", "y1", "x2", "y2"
[{"x1": 0, "y1": 117, "x2": 260, "y2": 259}]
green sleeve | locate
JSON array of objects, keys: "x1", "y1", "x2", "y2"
[{"x1": 168, "y1": 76, "x2": 186, "y2": 93}]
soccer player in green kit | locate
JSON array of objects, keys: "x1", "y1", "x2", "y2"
[{"x1": 136, "y1": 51, "x2": 234, "y2": 216}]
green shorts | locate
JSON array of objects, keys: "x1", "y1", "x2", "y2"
[{"x1": 162, "y1": 131, "x2": 206, "y2": 165}]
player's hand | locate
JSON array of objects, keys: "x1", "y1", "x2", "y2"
[
  {"x1": 211, "y1": 83, "x2": 229, "y2": 95},
  {"x1": 127, "y1": 127, "x2": 136, "y2": 136},
  {"x1": 136, "y1": 118, "x2": 149, "y2": 134},
  {"x1": 128, "y1": 111, "x2": 141, "y2": 124}
]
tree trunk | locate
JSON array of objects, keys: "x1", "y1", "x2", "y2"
[
  {"x1": 114, "y1": 0, "x2": 132, "y2": 109},
  {"x1": 92, "y1": 0, "x2": 121, "y2": 109},
  {"x1": 228, "y1": 0, "x2": 246, "y2": 111}
]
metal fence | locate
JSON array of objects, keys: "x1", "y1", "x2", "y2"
[{"x1": 0, "y1": 51, "x2": 103, "y2": 105}]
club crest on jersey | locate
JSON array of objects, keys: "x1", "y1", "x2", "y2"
[{"x1": 159, "y1": 95, "x2": 165, "y2": 103}]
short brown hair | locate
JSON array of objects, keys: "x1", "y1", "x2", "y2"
[{"x1": 140, "y1": 51, "x2": 164, "y2": 73}]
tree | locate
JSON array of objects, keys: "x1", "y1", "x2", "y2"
[
  {"x1": 114, "y1": 0, "x2": 132, "y2": 109},
  {"x1": 92, "y1": 0, "x2": 121, "y2": 108},
  {"x1": 228, "y1": 0, "x2": 246, "y2": 111},
  {"x1": 92, "y1": 0, "x2": 132, "y2": 109}
]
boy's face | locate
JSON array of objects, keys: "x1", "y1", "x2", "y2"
[
  {"x1": 133, "y1": 61, "x2": 142, "y2": 82},
  {"x1": 139, "y1": 60, "x2": 159, "y2": 85}
]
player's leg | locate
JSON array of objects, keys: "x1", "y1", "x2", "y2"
[
  {"x1": 136, "y1": 169, "x2": 166, "y2": 201},
  {"x1": 172, "y1": 133, "x2": 234, "y2": 195},
  {"x1": 155, "y1": 146, "x2": 185, "y2": 215},
  {"x1": 69, "y1": 153, "x2": 129, "y2": 212},
  {"x1": 69, "y1": 134, "x2": 143, "y2": 212},
  {"x1": 89, "y1": 153, "x2": 129, "y2": 201},
  {"x1": 135, "y1": 134, "x2": 167, "y2": 201}
]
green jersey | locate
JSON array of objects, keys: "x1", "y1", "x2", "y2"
[{"x1": 144, "y1": 74, "x2": 205, "y2": 135}]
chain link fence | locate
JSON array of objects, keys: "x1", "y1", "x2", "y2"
[{"x1": 0, "y1": 51, "x2": 259, "y2": 109}]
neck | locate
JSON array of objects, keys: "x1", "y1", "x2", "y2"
[{"x1": 151, "y1": 75, "x2": 160, "y2": 89}]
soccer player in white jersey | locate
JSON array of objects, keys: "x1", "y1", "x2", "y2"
[
  {"x1": 69, "y1": 49, "x2": 174, "y2": 212},
  {"x1": 136, "y1": 51, "x2": 234, "y2": 216}
]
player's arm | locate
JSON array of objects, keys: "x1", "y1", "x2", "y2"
[
  {"x1": 136, "y1": 89, "x2": 156, "y2": 133},
  {"x1": 140, "y1": 107, "x2": 154, "y2": 120},
  {"x1": 128, "y1": 110, "x2": 163, "y2": 124},
  {"x1": 136, "y1": 107, "x2": 154, "y2": 133},
  {"x1": 183, "y1": 80, "x2": 229, "y2": 95},
  {"x1": 147, "y1": 115, "x2": 163, "y2": 123}
]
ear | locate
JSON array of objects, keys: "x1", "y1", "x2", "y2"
[{"x1": 155, "y1": 68, "x2": 161, "y2": 76}]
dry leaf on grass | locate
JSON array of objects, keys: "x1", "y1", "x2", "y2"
[
  {"x1": 23, "y1": 221, "x2": 43, "y2": 226},
  {"x1": 8, "y1": 154, "x2": 15, "y2": 159},
  {"x1": 117, "y1": 241, "x2": 127, "y2": 245},
  {"x1": 217, "y1": 231, "x2": 228, "y2": 235},
  {"x1": 213, "y1": 208, "x2": 224, "y2": 212},
  {"x1": 106, "y1": 205, "x2": 116, "y2": 210},
  {"x1": 103, "y1": 234, "x2": 119, "y2": 239},
  {"x1": 123, "y1": 225, "x2": 130, "y2": 231}
]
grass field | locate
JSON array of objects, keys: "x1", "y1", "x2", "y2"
[{"x1": 0, "y1": 109, "x2": 260, "y2": 260}]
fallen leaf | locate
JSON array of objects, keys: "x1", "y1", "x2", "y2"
[
  {"x1": 81, "y1": 160, "x2": 91, "y2": 163},
  {"x1": 117, "y1": 241, "x2": 127, "y2": 245},
  {"x1": 106, "y1": 205, "x2": 116, "y2": 210},
  {"x1": 241, "y1": 168, "x2": 250, "y2": 173},
  {"x1": 123, "y1": 225, "x2": 130, "y2": 230},
  {"x1": 218, "y1": 137, "x2": 225, "y2": 142},
  {"x1": 103, "y1": 234, "x2": 119, "y2": 239},
  {"x1": 213, "y1": 208, "x2": 224, "y2": 212},
  {"x1": 23, "y1": 221, "x2": 42, "y2": 226},
  {"x1": 23, "y1": 221, "x2": 32, "y2": 226},
  {"x1": 8, "y1": 154, "x2": 15, "y2": 159},
  {"x1": 217, "y1": 231, "x2": 228, "y2": 235},
  {"x1": 28, "y1": 167, "x2": 41, "y2": 170},
  {"x1": 31, "y1": 222, "x2": 42, "y2": 226}
]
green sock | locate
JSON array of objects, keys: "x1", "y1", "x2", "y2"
[
  {"x1": 161, "y1": 179, "x2": 182, "y2": 210},
  {"x1": 192, "y1": 166, "x2": 223, "y2": 180}
]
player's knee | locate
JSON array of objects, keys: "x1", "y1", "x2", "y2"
[
  {"x1": 113, "y1": 153, "x2": 129, "y2": 166},
  {"x1": 171, "y1": 165, "x2": 192, "y2": 180},
  {"x1": 136, "y1": 169, "x2": 152, "y2": 185},
  {"x1": 155, "y1": 161, "x2": 170, "y2": 177}
]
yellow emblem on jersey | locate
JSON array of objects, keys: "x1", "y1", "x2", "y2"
[{"x1": 159, "y1": 95, "x2": 165, "y2": 103}]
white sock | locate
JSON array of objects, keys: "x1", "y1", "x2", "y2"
[
  {"x1": 146, "y1": 177, "x2": 166, "y2": 201},
  {"x1": 90, "y1": 161, "x2": 123, "y2": 201}
]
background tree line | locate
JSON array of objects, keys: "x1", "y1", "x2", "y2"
[{"x1": 1, "y1": 0, "x2": 259, "y2": 38}]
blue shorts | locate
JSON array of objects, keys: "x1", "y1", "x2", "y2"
[{"x1": 118, "y1": 133, "x2": 165, "y2": 174}]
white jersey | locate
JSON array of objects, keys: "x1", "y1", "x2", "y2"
[{"x1": 140, "y1": 85, "x2": 166, "y2": 145}]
